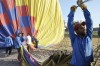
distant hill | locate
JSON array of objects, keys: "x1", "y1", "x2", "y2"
[{"x1": 65, "y1": 27, "x2": 99, "y2": 32}]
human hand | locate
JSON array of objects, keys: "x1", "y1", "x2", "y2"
[
  {"x1": 71, "y1": 5, "x2": 77, "y2": 11},
  {"x1": 77, "y1": 0, "x2": 83, "y2": 7},
  {"x1": 80, "y1": 4, "x2": 87, "y2": 10}
]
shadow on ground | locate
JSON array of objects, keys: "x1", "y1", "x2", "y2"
[{"x1": 0, "y1": 60, "x2": 20, "y2": 66}]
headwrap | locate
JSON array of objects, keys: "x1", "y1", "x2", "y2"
[{"x1": 74, "y1": 22, "x2": 86, "y2": 31}]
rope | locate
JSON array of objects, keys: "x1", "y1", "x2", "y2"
[{"x1": 76, "y1": 0, "x2": 92, "y2": 7}]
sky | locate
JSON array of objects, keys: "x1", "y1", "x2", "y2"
[{"x1": 59, "y1": 0, "x2": 100, "y2": 28}]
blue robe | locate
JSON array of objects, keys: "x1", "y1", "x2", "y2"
[
  {"x1": 14, "y1": 36, "x2": 22, "y2": 49},
  {"x1": 5, "y1": 36, "x2": 13, "y2": 47},
  {"x1": 67, "y1": 9, "x2": 93, "y2": 66}
]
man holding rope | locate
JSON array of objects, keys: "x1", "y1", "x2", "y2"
[
  {"x1": 98, "y1": 24, "x2": 100, "y2": 43},
  {"x1": 67, "y1": 3, "x2": 93, "y2": 66}
]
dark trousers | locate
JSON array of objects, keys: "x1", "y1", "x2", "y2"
[
  {"x1": 35, "y1": 40, "x2": 38, "y2": 48},
  {"x1": 17, "y1": 47, "x2": 21, "y2": 61},
  {"x1": 32, "y1": 40, "x2": 38, "y2": 48},
  {"x1": 6, "y1": 46, "x2": 12, "y2": 55}
]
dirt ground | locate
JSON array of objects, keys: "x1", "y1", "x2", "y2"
[
  {"x1": 46, "y1": 37, "x2": 100, "y2": 66},
  {"x1": 0, "y1": 49, "x2": 20, "y2": 66},
  {"x1": 0, "y1": 37, "x2": 100, "y2": 66}
]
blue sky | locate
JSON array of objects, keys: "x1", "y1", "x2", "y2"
[{"x1": 59, "y1": 0, "x2": 100, "y2": 28}]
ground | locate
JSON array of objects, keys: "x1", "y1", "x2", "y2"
[
  {"x1": 0, "y1": 49, "x2": 20, "y2": 66},
  {"x1": 0, "y1": 37, "x2": 100, "y2": 66}
]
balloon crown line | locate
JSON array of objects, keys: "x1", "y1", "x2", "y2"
[{"x1": 77, "y1": 0, "x2": 92, "y2": 7}]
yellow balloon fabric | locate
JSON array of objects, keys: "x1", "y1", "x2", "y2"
[{"x1": 15, "y1": 0, "x2": 64, "y2": 47}]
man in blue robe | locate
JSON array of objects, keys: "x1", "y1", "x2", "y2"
[
  {"x1": 14, "y1": 31, "x2": 23, "y2": 61},
  {"x1": 67, "y1": 4, "x2": 93, "y2": 66},
  {"x1": 98, "y1": 24, "x2": 100, "y2": 37},
  {"x1": 5, "y1": 36, "x2": 13, "y2": 55}
]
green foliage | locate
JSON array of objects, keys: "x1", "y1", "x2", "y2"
[
  {"x1": 64, "y1": 31, "x2": 69, "y2": 37},
  {"x1": 93, "y1": 31, "x2": 98, "y2": 37}
]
